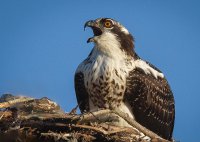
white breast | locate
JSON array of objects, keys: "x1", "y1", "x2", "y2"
[{"x1": 76, "y1": 47, "x2": 134, "y2": 110}]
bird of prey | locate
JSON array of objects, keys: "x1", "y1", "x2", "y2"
[{"x1": 74, "y1": 18, "x2": 175, "y2": 140}]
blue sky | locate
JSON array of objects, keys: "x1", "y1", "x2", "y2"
[{"x1": 0, "y1": 0, "x2": 200, "y2": 141}]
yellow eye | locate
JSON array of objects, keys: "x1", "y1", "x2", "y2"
[{"x1": 104, "y1": 21, "x2": 112, "y2": 28}]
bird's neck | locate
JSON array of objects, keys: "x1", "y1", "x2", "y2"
[
  {"x1": 91, "y1": 32, "x2": 128, "y2": 60},
  {"x1": 89, "y1": 47, "x2": 135, "y2": 76},
  {"x1": 91, "y1": 46, "x2": 126, "y2": 62}
]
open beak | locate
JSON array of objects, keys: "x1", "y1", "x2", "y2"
[{"x1": 84, "y1": 20, "x2": 102, "y2": 43}]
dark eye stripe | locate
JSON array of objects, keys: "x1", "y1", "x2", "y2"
[{"x1": 111, "y1": 25, "x2": 134, "y2": 56}]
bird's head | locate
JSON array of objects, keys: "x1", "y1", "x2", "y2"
[{"x1": 84, "y1": 18, "x2": 135, "y2": 57}]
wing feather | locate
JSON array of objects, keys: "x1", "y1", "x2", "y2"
[
  {"x1": 74, "y1": 72, "x2": 89, "y2": 113},
  {"x1": 125, "y1": 67, "x2": 175, "y2": 140}
]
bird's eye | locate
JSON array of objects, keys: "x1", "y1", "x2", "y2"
[{"x1": 104, "y1": 20, "x2": 113, "y2": 28}]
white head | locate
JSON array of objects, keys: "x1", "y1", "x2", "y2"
[{"x1": 84, "y1": 18, "x2": 135, "y2": 58}]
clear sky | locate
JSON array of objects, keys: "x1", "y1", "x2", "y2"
[{"x1": 0, "y1": 0, "x2": 200, "y2": 141}]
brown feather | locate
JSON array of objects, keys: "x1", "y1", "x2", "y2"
[
  {"x1": 125, "y1": 67, "x2": 175, "y2": 140},
  {"x1": 74, "y1": 72, "x2": 89, "y2": 113}
]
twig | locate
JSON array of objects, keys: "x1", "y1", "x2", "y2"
[
  {"x1": 0, "y1": 98, "x2": 34, "y2": 108},
  {"x1": 73, "y1": 124, "x2": 109, "y2": 135},
  {"x1": 112, "y1": 109, "x2": 170, "y2": 142},
  {"x1": 0, "y1": 113, "x2": 4, "y2": 120}
]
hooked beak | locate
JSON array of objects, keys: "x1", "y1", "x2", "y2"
[{"x1": 84, "y1": 20, "x2": 102, "y2": 43}]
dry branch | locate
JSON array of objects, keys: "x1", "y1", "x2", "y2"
[{"x1": 0, "y1": 94, "x2": 173, "y2": 142}]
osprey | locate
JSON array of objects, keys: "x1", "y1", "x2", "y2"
[{"x1": 75, "y1": 18, "x2": 175, "y2": 140}]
